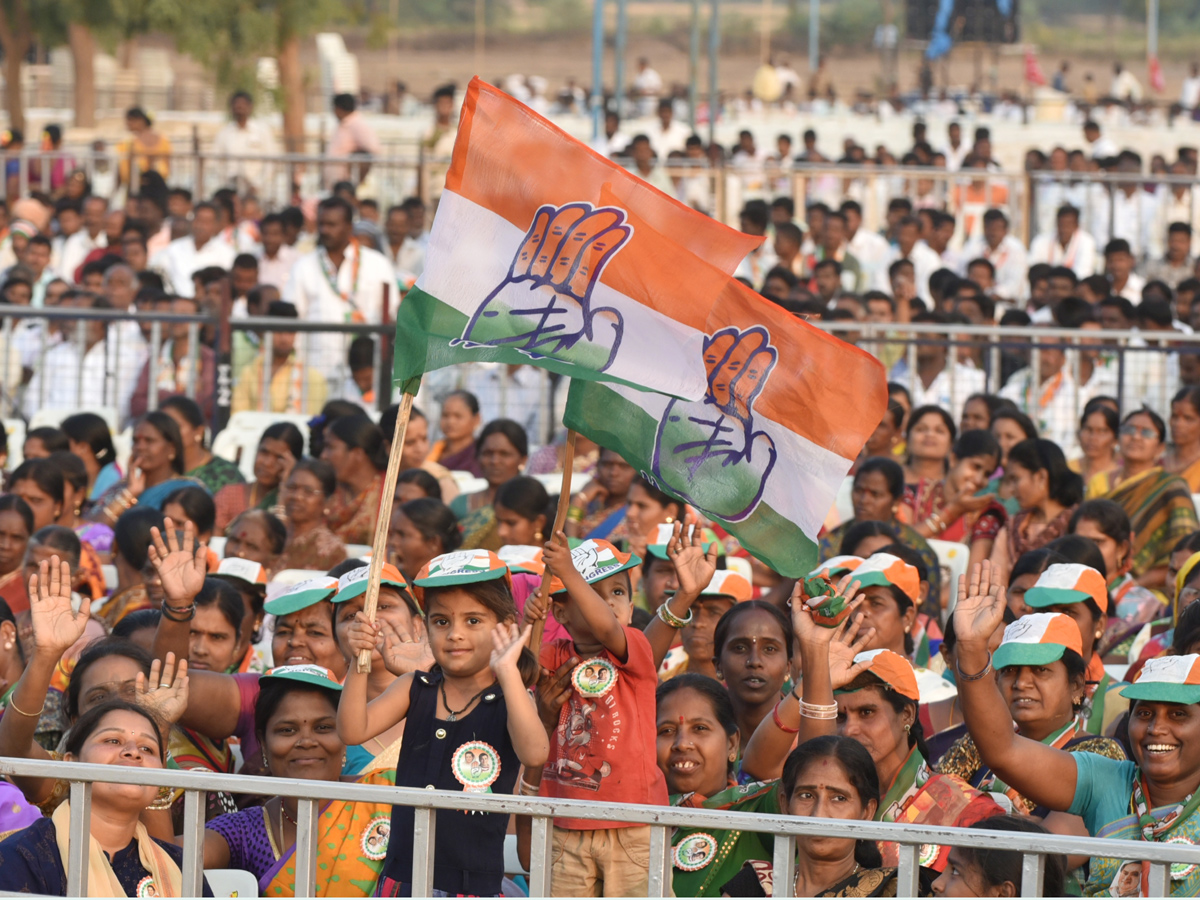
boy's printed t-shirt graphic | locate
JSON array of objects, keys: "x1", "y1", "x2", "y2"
[{"x1": 540, "y1": 627, "x2": 668, "y2": 829}]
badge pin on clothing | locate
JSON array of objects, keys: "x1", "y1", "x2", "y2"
[
  {"x1": 673, "y1": 832, "x2": 718, "y2": 871},
  {"x1": 452, "y1": 740, "x2": 501, "y2": 795},
  {"x1": 360, "y1": 813, "x2": 391, "y2": 861},
  {"x1": 571, "y1": 657, "x2": 618, "y2": 698}
]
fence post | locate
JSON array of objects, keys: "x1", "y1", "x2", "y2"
[
  {"x1": 148, "y1": 320, "x2": 162, "y2": 412},
  {"x1": 528, "y1": 815, "x2": 554, "y2": 898},
  {"x1": 1147, "y1": 861, "x2": 1170, "y2": 896},
  {"x1": 294, "y1": 797, "x2": 320, "y2": 897},
  {"x1": 647, "y1": 823, "x2": 673, "y2": 898},
  {"x1": 180, "y1": 790, "x2": 206, "y2": 897},
  {"x1": 65, "y1": 781, "x2": 92, "y2": 897},
  {"x1": 772, "y1": 833, "x2": 796, "y2": 898},
  {"x1": 895, "y1": 842, "x2": 919, "y2": 897},
  {"x1": 410, "y1": 805, "x2": 438, "y2": 898},
  {"x1": 1019, "y1": 851, "x2": 1045, "y2": 897}
]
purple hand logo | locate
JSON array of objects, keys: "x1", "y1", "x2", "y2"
[
  {"x1": 651, "y1": 326, "x2": 778, "y2": 522},
  {"x1": 456, "y1": 202, "x2": 632, "y2": 372}
]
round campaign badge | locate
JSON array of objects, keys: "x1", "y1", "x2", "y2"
[
  {"x1": 571, "y1": 658, "x2": 618, "y2": 698},
  {"x1": 919, "y1": 843, "x2": 940, "y2": 868},
  {"x1": 136, "y1": 876, "x2": 158, "y2": 897},
  {"x1": 673, "y1": 832, "x2": 718, "y2": 871},
  {"x1": 1167, "y1": 836, "x2": 1198, "y2": 881},
  {"x1": 360, "y1": 813, "x2": 391, "y2": 861},
  {"x1": 452, "y1": 740, "x2": 501, "y2": 792}
]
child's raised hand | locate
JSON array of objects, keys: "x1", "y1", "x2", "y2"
[
  {"x1": 345, "y1": 612, "x2": 380, "y2": 657},
  {"x1": 378, "y1": 617, "x2": 434, "y2": 675},
  {"x1": 523, "y1": 587, "x2": 549, "y2": 627},
  {"x1": 540, "y1": 531, "x2": 573, "y2": 579},
  {"x1": 490, "y1": 622, "x2": 531, "y2": 679},
  {"x1": 667, "y1": 521, "x2": 719, "y2": 597},
  {"x1": 536, "y1": 656, "x2": 578, "y2": 733}
]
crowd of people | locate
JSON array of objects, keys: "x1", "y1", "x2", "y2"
[{"x1": 4, "y1": 76, "x2": 1200, "y2": 899}]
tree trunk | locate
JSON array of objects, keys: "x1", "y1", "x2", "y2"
[
  {"x1": 69, "y1": 24, "x2": 96, "y2": 129},
  {"x1": 279, "y1": 32, "x2": 305, "y2": 153},
  {"x1": 0, "y1": 0, "x2": 32, "y2": 136}
]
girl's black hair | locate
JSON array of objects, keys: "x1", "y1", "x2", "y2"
[
  {"x1": 308, "y1": 400, "x2": 367, "y2": 457},
  {"x1": 328, "y1": 415, "x2": 388, "y2": 471},
  {"x1": 30, "y1": 525, "x2": 82, "y2": 568},
  {"x1": 1006, "y1": 438, "x2": 1084, "y2": 507},
  {"x1": 0, "y1": 494, "x2": 34, "y2": 535},
  {"x1": 1172, "y1": 531, "x2": 1200, "y2": 557},
  {"x1": 195, "y1": 577, "x2": 245, "y2": 638},
  {"x1": 397, "y1": 467, "x2": 442, "y2": 501},
  {"x1": 959, "y1": 816, "x2": 1066, "y2": 898},
  {"x1": 8, "y1": 458, "x2": 65, "y2": 504},
  {"x1": 781, "y1": 736, "x2": 883, "y2": 869},
  {"x1": 712, "y1": 601, "x2": 793, "y2": 663},
  {"x1": 64, "y1": 698, "x2": 165, "y2": 761},
  {"x1": 1044, "y1": 534, "x2": 1107, "y2": 580},
  {"x1": 905, "y1": 404, "x2": 957, "y2": 444},
  {"x1": 476, "y1": 418, "x2": 529, "y2": 459},
  {"x1": 443, "y1": 390, "x2": 481, "y2": 416},
  {"x1": 48, "y1": 451, "x2": 88, "y2": 497},
  {"x1": 1122, "y1": 406, "x2": 1167, "y2": 443},
  {"x1": 60, "y1": 413, "x2": 116, "y2": 464},
  {"x1": 399, "y1": 498, "x2": 462, "y2": 553},
  {"x1": 494, "y1": 476, "x2": 552, "y2": 524},
  {"x1": 291, "y1": 459, "x2": 337, "y2": 497},
  {"x1": 992, "y1": 408, "x2": 1038, "y2": 440},
  {"x1": 111, "y1": 608, "x2": 162, "y2": 641},
  {"x1": 1079, "y1": 398, "x2": 1120, "y2": 436},
  {"x1": 164, "y1": 485, "x2": 217, "y2": 536},
  {"x1": 962, "y1": 393, "x2": 1008, "y2": 427},
  {"x1": 160, "y1": 395, "x2": 206, "y2": 430},
  {"x1": 65, "y1": 638, "x2": 153, "y2": 721},
  {"x1": 113, "y1": 507, "x2": 165, "y2": 571},
  {"x1": 1068, "y1": 499, "x2": 1132, "y2": 547},
  {"x1": 260, "y1": 422, "x2": 305, "y2": 463},
  {"x1": 424, "y1": 579, "x2": 538, "y2": 686},
  {"x1": 1173, "y1": 598, "x2": 1200, "y2": 654},
  {"x1": 254, "y1": 679, "x2": 342, "y2": 751},
  {"x1": 1009, "y1": 547, "x2": 1061, "y2": 587},
  {"x1": 657, "y1": 673, "x2": 739, "y2": 776},
  {"x1": 25, "y1": 426, "x2": 70, "y2": 455},
  {"x1": 139, "y1": 411, "x2": 187, "y2": 475},
  {"x1": 838, "y1": 520, "x2": 898, "y2": 557},
  {"x1": 854, "y1": 456, "x2": 904, "y2": 500},
  {"x1": 953, "y1": 429, "x2": 1000, "y2": 465},
  {"x1": 630, "y1": 475, "x2": 686, "y2": 519}
]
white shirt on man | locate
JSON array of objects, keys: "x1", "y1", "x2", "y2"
[
  {"x1": 256, "y1": 244, "x2": 298, "y2": 292},
  {"x1": 150, "y1": 236, "x2": 237, "y2": 297},
  {"x1": 1029, "y1": 229, "x2": 1098, "y2": 279},
  {"x1": 57, "y1": 230, "x2": 106, "y2": 282},
  {"x1": 961, "y1": 233, "x2": 1028, "y2": 302},
  {"x1": 24, "y1": 334, "x2": 145, "y2": 422},
  {"x1": 888, "y1": 358, "x2": 985, "y2": 422},
  {"x1": 211, "y1": 118, "x2": 280, "y2": 193}
]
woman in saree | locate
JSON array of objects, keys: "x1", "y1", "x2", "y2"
[
  {"x1": 161, "y1": 396, "x2": 245, "y2": 497},
  {"x1": 202, "y1": 665, "x2": 396, "y2": 897},
  {"x1": 89, "y1": 412, "x2": 197, "y2": 527},
  {"x1": 449, "y1": 419, "x2": 528, "y2": 552},
  {"x1": 1102, "y1": 407, "x2": 1199, "y2": 592},
  {"x1": 212, "y1": 422, "x2": 302, "y2": 534},
  {"x1": 742, "y1": 585, "x2": 1001, "y2": 875},
  {"x1": 0, "y1": 496, "x2": 32, "y2": 612},
  {"x1": 954, "y1": 559, "x2": 1200, "y2": 897},
  {"x1": 1127, "y1": 551, "x2": 1200, "y2": 682},
  {"x1": 564, "y1": 448, "x2": 637, "y2": 542},
  {"x1": 1166, "y1": 386, "x2": 1200, "y2": 493},
  {"x1": 424, "y1": 389, "x2": 482, "y2": 475},
  {"x1": 61, "y1": 411, "x2": 122, "y2": 503},
  {"x1": 1074, "y1": 399, "x2": 1121, "y2": 498},
  {"x1": 321, "y1": 415, "x2": 387, "y2": 546}
]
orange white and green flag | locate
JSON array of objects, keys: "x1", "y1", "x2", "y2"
[{"x1": 392, "y1": 77, "x2": 762, "y2": 398}]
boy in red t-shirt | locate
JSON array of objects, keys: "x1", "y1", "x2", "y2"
[{"x1": 537, "y1": 534, "x2": 668, "y2": 897}]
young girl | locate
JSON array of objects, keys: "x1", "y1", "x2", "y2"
[{"x1": 337, "y1": 549, "x2": 547, "y2": 897}]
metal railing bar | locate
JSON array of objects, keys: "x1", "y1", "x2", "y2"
[
  {"x1": 527, "y1": 816, "x2": 554, "y2": 898},
  {"x1": 410, "y1": 806, "x2": 436, "y2": 898},
  {"x1": 772, "y1": 833, "x2": 796, "y2": 899},
  {"x1": 1020, "y1": 851, "x2": 1045, "y2": 898},
  {"x1": 647, "y1": 823, "x2": 672, "y2": 898},
  {"x1": 65, "y1": 780, "x2": 91, "y2": 897},
  {"x1": 294, "y1": 797, "x2": 319, "y2": 898},
  {"x1": 896, "y1": 842, "x2": 919, "y2": 898},
  {"x1": 180, "y1": 789, "x2": 205, "y2": 897}
]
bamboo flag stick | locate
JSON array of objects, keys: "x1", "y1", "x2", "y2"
[
  {"x1": 527, "y1": 429, "x2": 578, "y2": 650},
  {"x1": 358, "y1": 391, "x2": 416, "y2": 673}
]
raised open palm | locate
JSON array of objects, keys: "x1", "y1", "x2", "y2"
[
  {"x1": 667, "y1": 521, "x2": 719, "y2": 597},
  {"x1": 953, "y1": 560, "x2": 1007, "y2": 650},
  {"x1": 29, "y1": 556, "x2": 92, "y2": 658},
  {"x1": 378, "y1": 618, "x2": 435, "y2": 676},
  {"x1": 490, "y1": 622, "x2": 532, "y2": 679},
  {"x1": 828, "y1": 613, "x2": 877, "y2": 691},
  {"x1": 135, "y1": 653, "x2": 190, "y2": 725},
  {"x1": 148, "y1": 519, "x2": 207, "y2": 606}
]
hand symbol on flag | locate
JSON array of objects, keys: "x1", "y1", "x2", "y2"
[
  {"x1": 652, "y1": 326, "x2": 778, "y2": 522},
  {"x1": 457, "y1": 202, "x2": 631, "y2": 372}
]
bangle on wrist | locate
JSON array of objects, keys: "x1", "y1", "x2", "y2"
[
  {"x1": 771, "y1": 698, "x2": 800, "y2": 734},
  {"x1": 161, "y1": 601, "x2": 196, "y2": 622},
  {"x1": 518, "y1": 777, "x2": 540, "y2": 796},
  {"x1": 799, "y1": 699, "x2": 839, "y2": 720},
  {"x1": 956, "y1": 651, "x2": 994, "y2": 682},
  {"x1": 656, "y1": 602, "x2": 693, "y2": 629},
  {"x1": 5, "y1": 695, "x2": 45, "y2": 718}
]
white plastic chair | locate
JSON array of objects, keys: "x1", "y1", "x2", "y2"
[
  {"x1": 928, "y1": 539, "x2": 970, "y2": 621},
  {"x1": 211, "y1": 412, "x2": 311, "y2": 481},
  {"x1": 29, "y1": 406, "x2": 119, "y2": 432},
  {"x1": 346, "y1": 543, "x2": 371, "y2": 559},
  {"x1": 2, "y1": 418, "x2": 26, "y2": 469},
  {"x1": 450, "y1": 471, "x2": 488, "y2": 495},
  {"x1": 208, "y1": 536, "x2": 227, "y2": 559},
  {"x1": 102, "y1": 565, "x2": 118, "y2": 592},
  {"x1": 204, "y1": 868, "x2": 259, "y2": 897}
]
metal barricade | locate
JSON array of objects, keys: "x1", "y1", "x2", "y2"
[{"x1": 0, "y1": 756, "x2": 1194, "y2": 898}]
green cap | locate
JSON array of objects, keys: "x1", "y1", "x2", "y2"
[
  {"x1": 260, "y1": 664, "x2": 343, "y2": 691},
  {"x1": 263, "y1": 576, "x2": 338, "y2": 616},
  {"x1": 1120, "y1": 654, "x2": 1200, "y2": 705}
]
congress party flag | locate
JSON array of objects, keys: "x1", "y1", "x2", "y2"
[
  {"x1": 392, "y1": 77, "x2": 762, "y2": 399},
  {"x1": 564, "y1": 276, "x2": 887, "y2": 577}
]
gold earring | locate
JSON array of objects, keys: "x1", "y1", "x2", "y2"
[
  {"x1": 728, "y1": 753, "x2": 737, "y2": 762},
  {"x1": 904, "y1": 724, "x2": 911, "y2": 734},
  {"x1": 665, "y1": 516, "x2": 674, "y2": 524},
  {"x1": 534, "y1": 531, "x2": 543, "y2": 541}
]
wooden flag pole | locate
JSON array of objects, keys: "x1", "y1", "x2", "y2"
[
  {"x1": 358, "y1": 391, "x2": 417, "y2": 673},
  {"x1": 528, "y1": 429, "x2": 577, "y2": 650}
]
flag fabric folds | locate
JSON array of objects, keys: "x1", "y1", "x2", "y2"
[{"x1": 392, "y1": 76, "x2": 762, "y2": 398}]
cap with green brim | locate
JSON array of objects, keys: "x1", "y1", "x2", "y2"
[
  {"x1": 497, "y1": 545, "x2": 544, "y2": 575},
  {"x1": 332, "y1": 562, "x2": 409, "y2": 605},
  {"x1": 263, "y1": 576, "x2": 338, "y2": 615},
  {"x1": 992, "y1": 612, "x2": 1082, "y2": 670},
  {"x1": 414, "y1": 550, "x2": 513, "y2": 590},
  {"x1": 1023, "y1": 563, "x2": 1109, "y2": 616},
  {"x1": 1120, "y1": 654, "x2": 1200, "y2": 704},
  {"x1": 260, "y1": 664, "x2": 343, "y2": 691},
  {"x1": 211, "y1": 558, "x2": 267, "y2": 591},
  {"x1": 645, "y1": 522, "x2": 719, "y2": 560},
  {"x1": 554, "y1": 539, "x2": 641, "y2": 588}
]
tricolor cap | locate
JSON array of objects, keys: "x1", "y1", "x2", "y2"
[
  {"x1": 1121, "y1": 654, "x2": 1200, "y2": 705},
  {"x1": 496, "y1": 545, "x2": 545, "y2": 575},
  {"x1": 851, "y1": 553, "x2": 920, "y2": 606},
  {"x1": 992, "y1": 612, "x2": 1083, "y2": 670},
  {"x1": 212, "y1": 557, "x2": 268, "y2": 590},
  {"x1": 557, "y1": 539, "x2": 641, "y2": 587},
  {"x1": 263, "y1": 576, "x2": 338, "y2": 616},
  {"x1": 332, "y1": 563, "x2": 409, "y2": 605},
  {"x1": 413, "y1": 550, "x2": 513, "y2": 606},
  {"x1": 646, "y1": 523, "x2": 719, "y2": 560},
  {"x1": 807, "y1": 556, "x2": 864, "y2": 582},
  {"x1": 1023, "y1": 564, "x2": 1109, "y2": 616},
  {"x1": 700, "y1": 570, "x2": 753, "y2": 602},
  {"x1": 260, "y1": 664, "x2": 343, "y2": 692},
  {"x1": 842, "y1": 649, "x2": 920, "y2": 702}
]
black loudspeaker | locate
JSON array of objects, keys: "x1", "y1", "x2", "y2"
[{"x1": 906, "y1": 0, "x2": 1019, "y2": 44}]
